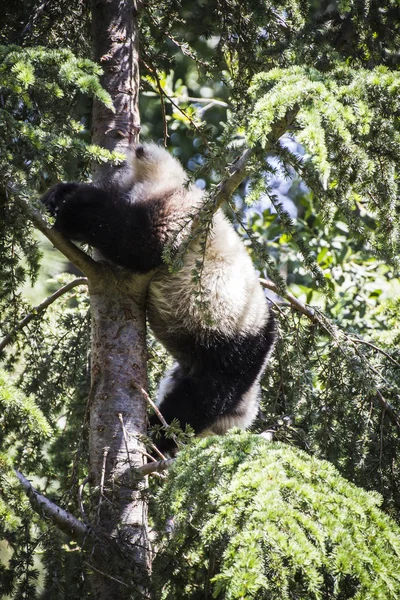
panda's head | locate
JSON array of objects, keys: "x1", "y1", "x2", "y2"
[{"x1": 130, "y1": 143, "x2": 187, "y2": 189}]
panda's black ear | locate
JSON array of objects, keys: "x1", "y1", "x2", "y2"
[{"x1": 135, "y1": 145, "x2": 145, "y2": 159}]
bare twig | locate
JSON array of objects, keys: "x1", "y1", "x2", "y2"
[
  {"x1": 179, "y1": 96, "x2": 228, "y2": 107},
  {"x1": 143, "y1": 59, "x2": 209, "y2": 146},
  {"x1": 0, "y1": 278, "x2": 88, "y2": 352},
  {"x1": 147, "y1": 440, "x2": 167, "y2": 461},
  {"x1": 139, "y1": 386, "x2": 169, "y2": 429},
  {"x1": 118, "y1": 413, "x2": 135, "y2": 483},
  {"x1": 14, "y1": 469, "x2": 90, "y2": 543},
  {"x1": 151, "y1": 68, "x2": 169, "y2": 147},
  {"x1": 84, "y1": 561, "x2": 133, "y2": 590},
  {"x1": 138, "y1": 386, "x2": 180, "y2": 449},
  {"x1": 78, "y1": 476, "x2": 90, "y2": 521},
  {"x1": 96, "y1": 447, "x2": 109, "y2": 525},
  {"x1": 134, "y1": 447, "x2": 157, "y2": 463}
]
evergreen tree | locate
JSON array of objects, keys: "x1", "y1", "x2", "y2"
[{"x1": 1, "y1": 0, "x2": 400, "y2": 597}]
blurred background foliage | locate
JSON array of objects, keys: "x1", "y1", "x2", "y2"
[{"x1": 1, "y1": 0, "x2": 400, "y2": 597}]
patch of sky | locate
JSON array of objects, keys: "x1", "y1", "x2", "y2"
[{"x1": 241, "y1": 135, "x2": 307, "y2": 220}]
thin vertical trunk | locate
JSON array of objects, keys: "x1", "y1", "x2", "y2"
[
  {"x1": 88, "y1": 1, "x2": 151, "y2": 597},
  {"x1": 92, "y1": 0, "x2": 140, "y2": 153},
  {"x1": 88, "y1": 277, "x2": 152, "y2": 598}
]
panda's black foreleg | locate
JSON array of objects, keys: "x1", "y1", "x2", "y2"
[
  {"x1": 41, "y1": 183, "x2": 164, "y2": 273},
  {"x1": 41, "y1": 182, "x2": 120, "y2": 244}
]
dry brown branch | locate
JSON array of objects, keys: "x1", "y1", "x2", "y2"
[
  {"x1": 15, "y1": 469, "x2": 90, "y2": 542},
  {"x1": 78, "y1": 476, "x2": 89, "y2": 521},
  {"x1": 138, "y1": 386, "x2": 169, "y2": 429},
  {"x1": 118, "y1": 413, "x2": 136, "y2": 484},
  {"x1": 147, "y1": 440, "x2": 167, "y2": 461},
  {"x1": 96, "y1": 447, "x2": 110, "y2": 526},
  {"x1": 260, "y1": 278, "x2": 320, "y2": 321},
  {"x1": 136, "y1": 458, "x2": 174, "y2": 477},
  {"x1": 138, "y1": 386, "x2": 180, "y2": 452}
]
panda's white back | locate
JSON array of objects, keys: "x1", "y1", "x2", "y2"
[{"x1": 146, "y1": 209, "x2": 269, "y2": 344}]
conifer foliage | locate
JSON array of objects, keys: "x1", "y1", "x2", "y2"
[
  {"x1": 153, "y1": 433, "x2": 400, "y2": 600},
  {"x1": 0, "y1": 0, "x2": 400, "y2": 598},
  {"x1": 247, "y1": 65, "x2": 400, "y2": 265}
]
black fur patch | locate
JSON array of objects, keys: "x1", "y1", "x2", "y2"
[
  {"x1": 41, "y1": 183, "x2": 170, "y2": 272},
  {"x1": 149, "y1": 310, "x2": 276, "y2": 451}
]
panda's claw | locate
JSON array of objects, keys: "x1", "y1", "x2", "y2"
[{"x1": 41, "y1": 183, "x2": 79, "y2": 217}]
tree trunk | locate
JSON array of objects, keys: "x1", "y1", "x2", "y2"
[
  {"x1": 92, "y1": 0, "x2": 140, "y2": 153},
  {"x1": 88, "y1": 1, "x2": 151, "y2": 597},
  {"x1": 88, "y1": 275, "x2": 152, "y2": 599}
]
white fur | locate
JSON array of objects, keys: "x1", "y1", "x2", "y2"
[
  {"x1": 116, "y1": 143, "x2": 188, "y2": 198},
  {"x1": 132, "y1": 143, "x2": 187, "y2": 196},
  {"x1": 147, "y1": 210, "x2": 269, "y2": 342},
  {"x1": 156, "y1": 363, "x2": 179, "y2": 406},
  {"x1": 202, "y1": 383, "x2": 261, "y2": 436}
]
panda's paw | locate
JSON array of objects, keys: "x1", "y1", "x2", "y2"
[{"x1": 41, "y1": 183, "x2": 79, "y2": 217}]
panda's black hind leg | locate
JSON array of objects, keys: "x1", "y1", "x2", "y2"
[{"x1": 148, "y1": 371, "x2": 231, "y2": 453}]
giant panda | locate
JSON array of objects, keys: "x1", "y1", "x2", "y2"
[{"x1": 41, "y1": 143, "x2": 276, "y2": 452}]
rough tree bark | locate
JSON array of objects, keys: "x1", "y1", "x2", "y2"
[
  {"x1": 92, "y1": 0, "x2": 141, "y2": 153},
  {"x1": 88, "y1": 1, "x2": 152, "y2": 597}
]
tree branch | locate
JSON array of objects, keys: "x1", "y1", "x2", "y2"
[
  {"x1": 212, "y1": 148, "x2": 253, "y2": 209},
  {"x1": 139, "y1": 386, "x2": 179, "y2": 448},
  {"x1": 211, "y1": 106, "x2": 300, "y2": 211},
  {"x1": 0, "y1": 278, "x2": 88, "y2": 352},
  {"x1": 260, "y1": 278, "x2": 319, "y2": 324},
  {"x1": 12, "y1": 192, "x2": 101, "y2": 280},
  {"x1": 14, "y1": 469, "x2": 91, "y2": 543},
  {"x1": 84, "y1": 562, "x2": 133, "y2": 591},
  {"x1": 142, "y1": 58, "x2": 209, "y2": 147},
  {"x1": 349, "y1": 337, "x2": 400, "y2": 369},
  {"x1": 376, "y1": 390, "x2": 400, "y2": 432},
  {"x1": 135, "y1": 458, "x2": 174, "y2": 477},
  {"x1": 139, "y1": 386, "x2": 169, "y2": 429},
  {"x1": 260, "y1": 278, "x2": 400, "y2": 434}
]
